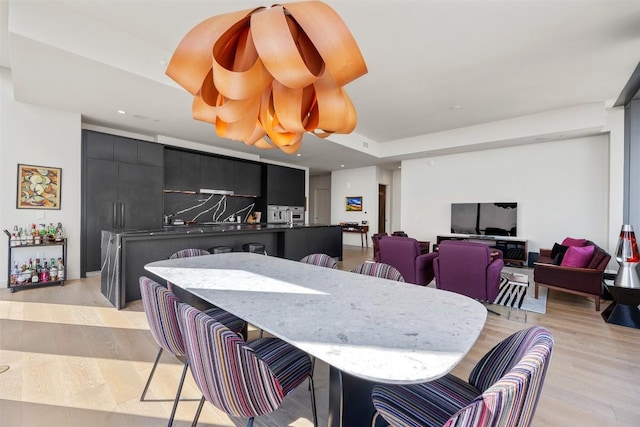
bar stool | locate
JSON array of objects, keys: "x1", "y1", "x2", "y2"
[
  {"x1": 242, "y1": 242, "x2": 267, "y2": 255},
  {"x1": 210, "y1": 246, "x2": 232, "y2": 254}
]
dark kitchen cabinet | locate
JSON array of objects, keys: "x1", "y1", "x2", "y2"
[
  {"x1": 164, "y1": 149, "x2": 182, "y2": 190},
  {"x1": 234, "y1": 161, "x2": 262, "y2": 196},
  {"x1": 82, "y1": 130, "x2": 163, "y2": 275},
  {"x1": 202, "y1": 156, "x2": 261, "y2": 196},
  {"x1": 266, "y1": 164, "x2": 305, "y2": 206},
  {"x1": 164, "y1": 149, "x2": 201, "y2": 192},
  {"x1": 199, "y1": 155, "x2": 220, "y2": 189},
  {"x1": 118, "y1": 162, "x2": 163, "y2": 229},
  {"x1": 168, "y1": 148, "x2": 262, "y2": 197}
]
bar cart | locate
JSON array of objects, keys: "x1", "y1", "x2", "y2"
[{"x1": 4, "y1": 229, "x2": 67, "y2": 292}]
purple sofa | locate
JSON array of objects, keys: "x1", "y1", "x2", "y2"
[
  {"x1": 434, "y1": 240, "x2": 504, "y2": 302},
  {"x1": 377, "y1": 236, "x2": 437, "y2": 285}
]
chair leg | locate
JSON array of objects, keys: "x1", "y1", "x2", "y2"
[
  {"x1": 486, "y1": 307, "x2": 502, "y2": 316},
  {"x1": 480, "y1": 302, "x2": 501, "y2": 316},
  {"x1": 371, "y1": 411, "x2": 382, "y2": 427},
  {"x1": 191, "y1": 395, "x2": 206, "y2": 427},
  {"x1": 308, "y1": 374, "x2": 318, "y2": 427},
  {"x1": 167, "y1": 361, "x2": 189, "y2": 427},
  {"x1": 308, "y1": 356, "x2": 316, "y2": 390},
  {"x1": 140, "y1": 347, "x2": 163, "y2": 401}
]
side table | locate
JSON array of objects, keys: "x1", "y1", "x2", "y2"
[{"x1": 601, "y1": 284, "x2": 640, "y2": 329}]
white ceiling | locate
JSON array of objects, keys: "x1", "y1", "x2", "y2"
[{"x1": 2, "y1": 0, "x2": 639, "y2": 175}]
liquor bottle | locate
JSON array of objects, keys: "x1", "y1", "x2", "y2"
[
  {"x1": 25, "y1": 226, "x2": 33, "y2": 245},
  {"x1": 55, "y1": 222, "x2": 65, "y2": 242},
  {"x1": 48, "y1": 223, "x2": 56, "y2": 242},
  {"x1": 31, "y1": 259, "x2": 39, "y2": 283},
  {"x1": 41, "y1": 261, "x2": 50, "y2": 282},
  {"x1": 49, "y1": 258, "x2": 58, "y2": 281},
  {"x1": 57, "y1": 258, "x2": 65, "y2": 281},
  {"x1": 10, "y1": 261, "x2": 18, "y2": 285},
  {"x1": 34, "y1": 228, "x2": 41, "y2": 245}
]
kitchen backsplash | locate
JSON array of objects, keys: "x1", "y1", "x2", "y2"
[{"x1": 163, "y1": 193, "x2": 257, "y2": 224}]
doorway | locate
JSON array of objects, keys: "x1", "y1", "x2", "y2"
[
  {"x1": 378, "y1": 184, "x2": 387, "y2": 234},
  {"x1": 314, "y1": 188, "x2": 331, "y2": 224}
]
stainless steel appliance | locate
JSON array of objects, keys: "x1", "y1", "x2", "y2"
[{"x1": 267, "y1": 205, "x2": 305, "y2": 224}]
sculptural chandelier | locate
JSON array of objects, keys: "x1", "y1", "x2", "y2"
[{"x1": 166, "y1": 1, "x2": 367, "y2": 153}]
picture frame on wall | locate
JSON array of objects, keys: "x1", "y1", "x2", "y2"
[
  {"x1": 346, "y1": 196, "x2": 363, "y2": 211},
  {"x1": 16, "y1": 164, "x2": 62, "y2": 210}
]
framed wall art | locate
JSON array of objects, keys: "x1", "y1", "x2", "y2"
[
  {"x1": 17, "y1": 164, "x2": 62, "y2": 210},
  {"x1": 346, "y1": 196, "x2": 362, "y2": 212}
]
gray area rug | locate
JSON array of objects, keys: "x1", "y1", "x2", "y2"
[{"x1": 495, "y1": 266, "x2": 547, "y2": 314}]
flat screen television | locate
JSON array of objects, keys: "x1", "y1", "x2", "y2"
[{"x1": 451, "y1": 202, "x2": 518, "y2": 236}]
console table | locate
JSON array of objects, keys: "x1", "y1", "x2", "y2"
[
  {"x1": 342, "y1": 225, "x2": 369, "y2": 248},
  {"x1": 437, "y1": 234, "x2": 528, "y2": 266}
]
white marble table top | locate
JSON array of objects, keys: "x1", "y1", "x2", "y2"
[{"x1": 145, "y1": 253, "x2": 487, "y2": 384}]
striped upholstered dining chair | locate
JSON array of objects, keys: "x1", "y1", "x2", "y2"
[
  {"x1": 351, "y1": 261, "x2": 405, "y2": 282},
  {"x1": 166, "y1": 248, "x2": 210, "y2": 291},
  {"x1": 169, "y1": 248, "x2": 210, "y2": 259},
  {"x1": 300, "y1": 253, "x2": 338, "y2": 268},
  {"x1": 139, "y1": 277, "x2": 245, "y2": 427},
  {"x1": 176, "y1": 302, "x2": 318, "y2": 427},
  {"x1": 370, "y1": 326, "x2": 554, "y2": 427}
]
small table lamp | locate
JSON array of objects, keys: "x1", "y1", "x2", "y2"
[{"x1": 613, "y1": 224, "x2": 640, "y2": 288}]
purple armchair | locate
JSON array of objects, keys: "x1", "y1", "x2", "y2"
[
  {"x1": 434, "y1": 240, "x2": 504, "y2": 302},
  {"x1": 377, "y1": 236, "x2": 437, "y2": 285}
]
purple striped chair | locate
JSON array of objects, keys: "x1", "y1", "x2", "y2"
[
  {"x1": 167, "y1": 249, "x2": 210, "y2": 291},
  {"x1": 169, "y1": 248, "x2": 210, "y2": 259},
  {"x1": 300, "y1": 253, "x2": 338, "y2": 268},
  {"x1": 371, "y1": 326, "x2": 554, "y2": 427},
  {"x1": 176, "y1": 302, "x2": 318, "y2": 427},
  {"x1": 139, "y1": 277, "x2": 245, "y2": 427},
  {"x1": 351, "y1": 261, "x2": 405, "y2": 282}
]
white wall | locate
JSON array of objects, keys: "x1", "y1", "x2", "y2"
[
  {"x1": 377, "y1": 167, "x2": 393, "y2": 234},
  {"x1": 331, "y1": 166, "x2": 378, "y2": 246},
  {"x1": 400, "y1": 134, "x2": 611, "y2": 256},
  {"x1": 309, "y1": 174, "x2": 331, "y2": 224},
  {"x1": 391, "y1": 169, "x2": 402, "y2": 232},
  {"x1": 1, "y1": 67, "x2": 82, "y2": 284}
]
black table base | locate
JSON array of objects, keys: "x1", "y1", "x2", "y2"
[
  {"x1": 329, "y1": 367, "x2": 388, "y2": 427},
  {"x1": 602, "y1": 285, "x2": 640, "y2": 329}
]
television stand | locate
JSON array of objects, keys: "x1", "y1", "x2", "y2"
[{"x1": 436, "y1": 234, "x2": 527, "y2": 266}]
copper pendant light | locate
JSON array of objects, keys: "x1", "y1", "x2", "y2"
[{"x1": 166, "y1": 1, "x2": 367, "y2": 153}]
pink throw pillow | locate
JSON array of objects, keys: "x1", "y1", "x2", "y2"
[
  {"x1": 561, "y1": 245, "x2": 595, "y2": 268},
  {"x1": 561, "y1": 237, "x2": 587, "y2": 247}
]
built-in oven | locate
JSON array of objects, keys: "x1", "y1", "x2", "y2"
[
  {"x1": 267, "y1": 205, "x2": 305, "y2": 224},
  {"x1": 289, "y1": 206, "x2": 304, "y2": 223}
]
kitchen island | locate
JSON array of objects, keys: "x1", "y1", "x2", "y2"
[{"x1": 101, "y1": 223, "x2": 342, "y2": 309}]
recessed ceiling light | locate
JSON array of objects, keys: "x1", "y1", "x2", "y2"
[
  {"x1": 296, "y1": 153, "x2": 301, "y2": 157},
  {"x1": 450, "y1": 105, "x2": 461, "y2": 110},
  {"x1": 340, "y1": 164, "x2": 345, "y2": 167},
  {"x1": 117, "y1": 110, "x2": 126, "y2": 114}
]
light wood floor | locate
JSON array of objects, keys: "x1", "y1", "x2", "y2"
[{"x1": 1, "y1": 245, "x2": 639, "y2": 426}]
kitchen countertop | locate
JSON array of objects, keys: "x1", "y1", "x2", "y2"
[{"x1": 106, "y1": 223, "x2": 338, "y2": 237}]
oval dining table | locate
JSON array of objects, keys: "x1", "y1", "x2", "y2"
[{"x1": 145, "y1": 252, "x2": 487, "y2": 427}]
